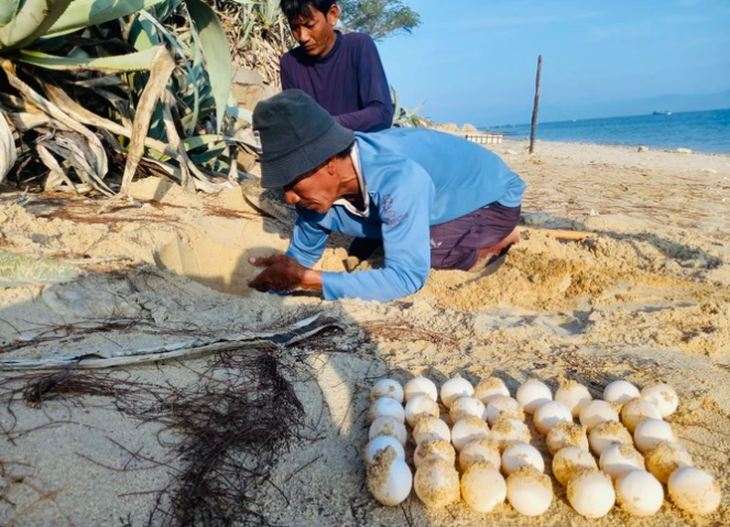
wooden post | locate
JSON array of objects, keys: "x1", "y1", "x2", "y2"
[{"x1": 529, "y1": 55, "x2": 542, "y2": 154}]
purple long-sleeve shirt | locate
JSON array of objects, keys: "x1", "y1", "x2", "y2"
[{"x1": 280, "y1": 31, "x2": 394, "y2": 133}]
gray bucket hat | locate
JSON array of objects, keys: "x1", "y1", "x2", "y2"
[{"x1": 252, "y1": 90, "x2": 355, "y2": 189}]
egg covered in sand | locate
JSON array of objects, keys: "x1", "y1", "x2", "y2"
[
  {"x1": 501, "y1": 442, "x2": 545, "y2": 475},
  {"x1": 486, "y1": 396, "x2": 525, "y2": 426},
  {"x1": 368, "y1": 397, "x2": 405, "y2": 424},
  {"x1": 404, "y1": 377, "x2": 438, "y2": 403},
  {"x1": 459, "y1": 438, "x2": 501, "y2": 472},
  {"x1": 588, "y1": 420, "x2": 633, "y2": 456},
  {"x1": 533, "y1": 400, "x2": 573, "y2": 435},
  {"x1": 449, "y1": 396, "x2": 487, "y2": 423},
  {"x1": 451, "y1": 416, "x2": 490, "y2": 451},
  {"x1": 641, "y1": 383, "x2": 679, "y2": 418},
  {"x1": 490, "y1": 416, "x2": 531, "y2": 451},
  {"x1": 579, "y1": 400, "x2": 620, "y2": 430},
  {"x1": 668, "y1": 467, "x2": 721, "y2": 515},
  {"x1": 413, "y1": 458, "x2": 460, "y2": 508},
  {"x1": 599, "y1": 443, "x2": 645, "y2": 481},
  {"x1": 634, "y1": 418, "x2": 676, "y2": 454},
  {"x1": 413, "y1": 416, "x2": 450, "y2": 445},
  {"x1": 369, "y1": 416, "x2": 407, "y2": 446},
  {"x1": 555, "y1": 380, "x2": 592, "y2": 418},
  {"x1": 620, "y1": 397, "x2": 662, "y2": 433},
  {"x1": 474, "y1": 377, "x2": 511, "y2": 404},
  {"x1": 506, "y1": 466, "x2": 553, "y2": 516},
  {"x1": 616, "y1": 469, "x2": 664, "y2": 516},
  {"x1": 440, "y1": 377, "x2": 474, "y2": 409},
  {"x1": 546, "y1": 422, "x2": 588, "y2": 455},
  {"x1": 413, "y1": 439, "x2": 456, "y2": 469},
  {"x1": 516, "y1": 379, "x2": 553, "y2": 414},
  {"x1": 645, "y1": 441, "x2": 693, "y2": 484},
  {"x1": 367, "y1": 446, "x2": 412, "y2": 506},
  {"x1": 567, "y1": 468, "x2": 616, "y2": 518},
  {"x1": 370, "y1": 379, "x2": 404, "y2": 403},
  {"x1": 404, "y1": 394, "x2": 440, "y2": 427},
  {"x1": 461, "y1": 462, "x2": 506, "y2": 512},
  {"x1": 552, "y1": 446, "x2": 597, "y2": 486},
  {"x1": 365, "y1": 436, "x2": 405, "y2": 465},
  {"x1": 603, "y1": 380, "x2": 640, "y2": 406}
]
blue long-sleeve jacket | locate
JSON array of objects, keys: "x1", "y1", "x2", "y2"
[{"x1": 286, "y1": 128, "x2": 526, "y2": 302}]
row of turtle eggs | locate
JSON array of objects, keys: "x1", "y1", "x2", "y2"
[{"x1": 365, "y1": 376, "x2": 721, "y2": 517}]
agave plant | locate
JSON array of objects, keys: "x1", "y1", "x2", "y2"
[
  {"x1": 0, "y1": 0, "x2": 252, "y2": 206},
  {"x1": 391, "y1": 87, "x2": 429, "y2": 128}
]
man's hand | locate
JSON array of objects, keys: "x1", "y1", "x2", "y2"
[{"x1": 248, "y1": 254, "x2": 322, "y2": 293}]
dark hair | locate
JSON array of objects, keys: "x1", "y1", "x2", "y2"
[
  {"x1": 280, "y1": 0, "x2": 336, "y2": 21},
  {"x1": 335, "y1": 141, "x2": 355, "y2": 160}
]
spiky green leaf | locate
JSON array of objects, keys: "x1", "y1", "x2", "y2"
[
  {"x1": 11, "y1": 47, "x2": 161, "y2": 72},
  {"x1": 47, "y1": 0, "x2": 169, "y2": 37},
  {"x1": 184, "y1": 0, "x2": 231, "y2": 133},
  {"x1": 0, "y1": 0, "x2": 73, "y2": 50}
]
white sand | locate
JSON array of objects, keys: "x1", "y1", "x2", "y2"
[{"x1": 0, "y1": 140, "x2": 729, "y2": 525}]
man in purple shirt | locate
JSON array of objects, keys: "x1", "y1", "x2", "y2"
[{"x1": 279, "y1": 0, "x2": 394, "y2": 133}]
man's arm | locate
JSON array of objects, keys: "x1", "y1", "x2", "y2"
[
  {"x1": 285, "y1": 212, "x2": 331, "y2": 268},
  {"x1": 321, "y1": 168, "x2": 433, "y2": 302},
  {"x1": 333, "y1": 35, "x2": 394, "y2": 133},
  {"x1": 280, "y1": 55, "x2": 295, "y2": 91}
]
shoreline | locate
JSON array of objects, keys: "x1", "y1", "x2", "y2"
[{"x1": 498, "y1": 136, "x2": 730, "y2": 157}]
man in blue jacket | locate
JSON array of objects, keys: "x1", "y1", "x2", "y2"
[
  {"x1": 248, "y1": 90, "x2": 525, "y2": 303},
  {"x1": 279, "y1": 0, "x2": 394, "y2": 133}
]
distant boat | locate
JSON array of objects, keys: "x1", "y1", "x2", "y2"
[{"x1": 653, "y1": 110, "x2": 672, "y2": 115}]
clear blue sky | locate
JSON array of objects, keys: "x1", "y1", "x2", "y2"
[{"x1": 376, "y1": 0, "x2": 730, "y2": 126}]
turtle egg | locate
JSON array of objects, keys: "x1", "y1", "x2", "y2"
[
  {"x1": 668, "y1": 467, "x2": 722, "y2": 515},
  {"x1": 616, "y1": 469, "x2": 664, "y2": 516},
  {"x1": 451, "y1": 416, "x2": 491, "y2": 451},
  {"x1": 579, "y1": 400, "x2": 619, "y2": 430},
  {"x1": 486, "y1": 396, "x2": 525, "y2": 426},
  {"x1": 533, "y1": 401, "x2": 573, "y2": 435},
  {"x1": 413, "y1": 416, "x2": 451, "y2": 445},
  {"x1": 546, "y1": 422, "x2": 588, "y2": 455},
  {"x1": 404, "y1": 376, "x2": 438, "y2": 402},
  {"x1": 552, "y1": 446, "x2": 597, "y2": 487},
  {"x1": 567, "y1": 468, "x2": 616, "y2": 518},
  {"x1": 371, "y1": 378, "x2": 404, "y2": 403},
  {"x1": 369, "y1": 397, "x2": 405, "y2": 424},
  {"x1": 459, "y1": 438, "x2": 501, "y2": 472},
  {"x1": 461, "y1": 463, "x2": 507, "y2": 512},
  {"x1": 440, "y1": 377, "x2": 474, "y2": 409},
  {"x1": 404, "y1": 394, "x2": 440, "y2": 427},
  {"x1": 599, "y1": 443, "x2": 645, "y2": 481},
  {"x1": 450, "y1": 396, "x2": 487, "y2": 423},
  {"x1": 365, "y1": 436, "x2": 406, "y2": 465},
  {"x1": 501, "y1": 442, "x2": 545, "y2": 475},
  {"x1": 641, "y1": 383, "x2": 679, "y2": 418},
  {"x1": 555, "y1": 380, "x2": 592, "y2": 418},
  {"x1": 369, "y1": 416, "x2": 407, "y2": 446},
  {"x1": 413, "y1": 439, "x2": 456, "y2": 469},
  {"x1": 603, "y1": 380, "x2": 640, "y2": 407},
  {"x1": 506, "y1": 466, "x2": 553, "y2": 516},
  {"x1": 645, "y1": 441, "x2": 693, "y2": 484},
  {"x1": 367, "y1": 446, "x2": 412, "y2": 506},
  {"x1": 516, "y1": 379, "x2": 553, "y2": 414},
  {"x1": 634, "y1": 418, "x2": 676, "y2": 454},
  {"x1": 491, "y1": 416, "x2": 531, "y2": 451},
  {"x1": 414, "y1": 458, "x2": 460, "y2": 508},
  {"x1": 621, "y1": 397, "x2": 662, "y2": 433},
  {"x1": 588, "y1": 420, "x2": 632, "y2": 456},
  {"x1": 474, "y1": 377, "x2": 511, "y2": 404}
]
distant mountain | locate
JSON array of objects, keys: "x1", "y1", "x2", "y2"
[{"x1": 536, "y1": 90, "x2": 730, "y2": 123}]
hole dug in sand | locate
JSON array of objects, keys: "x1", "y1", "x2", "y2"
[{"x1": 153, "y1": 217, "x2": 287, "y2": 296}]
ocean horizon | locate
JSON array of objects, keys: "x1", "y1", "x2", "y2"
[{"x1": 487, "y1": 108, "x2": 730, "y2": 155}]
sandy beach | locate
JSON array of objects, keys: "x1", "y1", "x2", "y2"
[{"x1": 1, "y1": 138, "x2": 729, "y2": 526}]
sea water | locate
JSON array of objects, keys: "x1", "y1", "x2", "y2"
[{"x1": 491, "y1": 109, "x2": 730, "y2": 155}]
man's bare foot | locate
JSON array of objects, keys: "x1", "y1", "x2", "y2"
[{"x1": 470, "y1": 228, "x2": 520, "y2": 272}]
